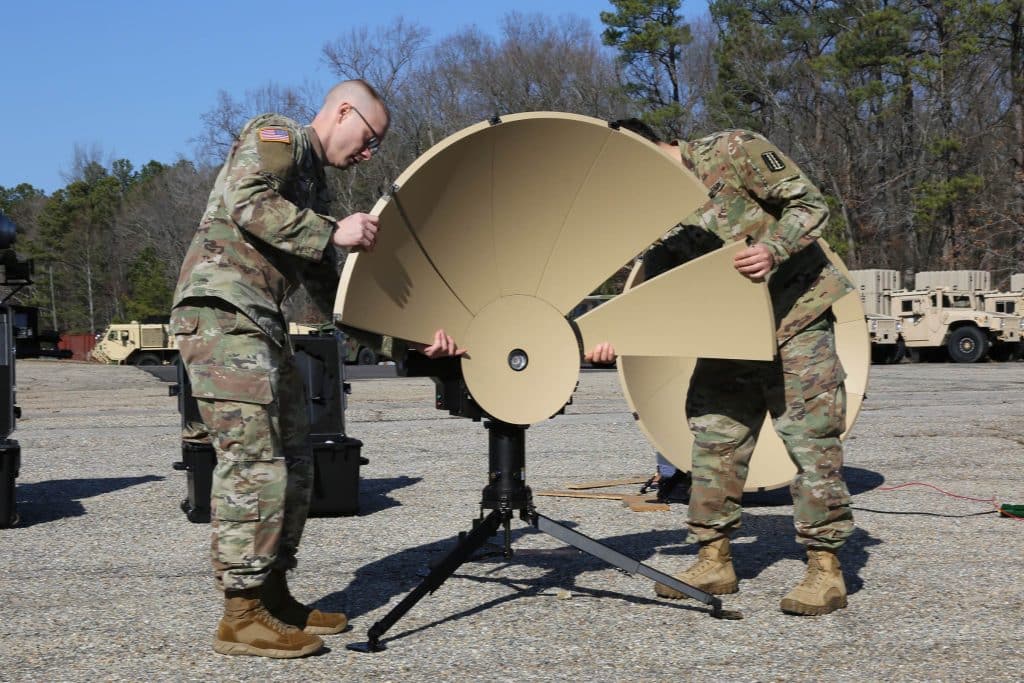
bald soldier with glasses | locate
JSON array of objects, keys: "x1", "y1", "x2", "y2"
[{"x1": 171, "y1": 79, "x2": 461, "y2": 658}]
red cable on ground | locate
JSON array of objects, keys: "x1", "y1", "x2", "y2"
[{"x1": 876, "y1": 481, "x2": 1024, "y2": 522}]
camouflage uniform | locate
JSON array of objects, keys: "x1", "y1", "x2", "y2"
[
  {"x1": 652, "y1": 130, "x2": 855, "y2": 550},
  {"x1": 169, "y1": 113, "x2": 343, "y2": 590}
]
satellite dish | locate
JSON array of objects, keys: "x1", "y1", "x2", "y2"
[
  {"x1": 335, "y1": 112, "x2": 779, "y2": 424},
  {"x1": 615, "y1": 239, "x2": 870, "y2": 491},
  {"x1": 335, "y1": 112, "x2": 781, "y2": 650}
]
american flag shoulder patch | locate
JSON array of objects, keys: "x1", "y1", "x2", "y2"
[{"x1": 258, "y1": 127, "x2": 291, "y2": 143}]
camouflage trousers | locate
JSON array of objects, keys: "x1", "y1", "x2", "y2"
[
  {"x1": 171, "y1": 302, "x2": 312, "y2": 591},
  {"x1": 685, "y1": 314, "x2": 854, "y2": 550}
]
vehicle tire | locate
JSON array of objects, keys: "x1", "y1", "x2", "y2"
[
  {"x1": 947, "y1": 326, "x2": 988, "y2": 363},
  {"x1": 134, "y1": 353, "x2": 162, "y2": 366},
  {"x1": 356, "y1": 347, "x2": 377, "y2": 365}
]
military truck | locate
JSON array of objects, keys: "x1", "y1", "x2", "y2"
[
  {"x1": 849, "y1": 269, "x2": 906, "y2": 363},
  {"x1": 904, "y1": 271, "x2": 1022, "y2": 361},
  {"x1": 889, "y1": 288, "x2": 1023, "y2": 363},
  {"x1": 90, "y1": 321, "x2": 178, "y2": 365},
  {"x1": 866, "y1": 314, "x2": 904, "y2": 364},
  {"x1": 978, "y1": 291, "x2": 1024, "y2": 359},
  {"x1": 980, "y1": 290, "x2": 1024, "y2": 316}
]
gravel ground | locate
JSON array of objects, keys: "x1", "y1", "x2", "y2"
[{"x1": 1, "y1": 359, "x2": 1022, "y2": 681}]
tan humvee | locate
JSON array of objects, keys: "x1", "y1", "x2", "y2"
[
  {"x1": 849, "y1": 269, "x2": 904, "y2": 362},
  {"x1": 866, "y1": 313, "x2": 904, "y2": 363},
  {"x1": 978, "y1": 291, "x2": 1024, "y2": 359},
  {"x1": 889, "y1": 288, "x2": 1022, "y2": 362}
]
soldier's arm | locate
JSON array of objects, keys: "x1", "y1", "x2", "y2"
[
  {"x1": 299, "y1": 247, "x2": 342, "y2": 318},
  {"x1": 734, "y1": 138, "x2": 829, "y2": 265},
  {"x1": 224, "y1": 121, "x2": 337, "y2": 262}
]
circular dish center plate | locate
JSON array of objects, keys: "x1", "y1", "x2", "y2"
[{"x1": 461, "y1": 296, "x2": 580, "y2": 425}]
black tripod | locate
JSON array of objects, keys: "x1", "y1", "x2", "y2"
[{"x1": 347, "y1": 418, "x2": 738, "y2": 653}]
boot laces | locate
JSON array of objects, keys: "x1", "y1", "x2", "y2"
[
  {"x1": 686, "y1": 546, "x2": 727, "y2": 577},
  {"x1": 800, "y1": 554, "x2": 829, "y2": 589},
  {"x1": 692, "y1": 556, "x2": 720, "y2": 574},
  {"x1": 252, "y1": 603, "x2": 294, "y2": 635}
]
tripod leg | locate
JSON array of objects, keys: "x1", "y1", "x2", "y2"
[
  {"x1": 347, "y1": 508, "x2": 507, "y2": 652},
  {"x1": 531, "y1": 513, "x2": 740, "y2": 619}
]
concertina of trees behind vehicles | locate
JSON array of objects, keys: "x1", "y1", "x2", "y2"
[{"x1": 1, "y1": 1, "x2": 1022, "y2": 335}]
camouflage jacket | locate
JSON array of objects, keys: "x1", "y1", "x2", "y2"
[
  {"x1": 653, "y1": 130, "x2": 853, "y2": 344},
  {"x1": 171, "y1": 113, "x2": 342, "y2": 344}
]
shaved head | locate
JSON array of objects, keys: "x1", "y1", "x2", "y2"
[
  {"x1": 320, "y1": 79, "x2": 389, "y2": 120},
  {"x1": 310, "y1": 79, "x2": 391, "y2": 169}
]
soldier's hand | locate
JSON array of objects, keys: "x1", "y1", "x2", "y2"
[
  {"x1": 415, "y1": 329, "x2": 467, "y2": 359},
  {"x1": 734, "y1": 243, "x2": 774, "y2": 281},
  {"x1": 584, "y1": 342, "x2": 616, "y2": 364},
  {"x1": 333, "y1": 213, "x2": 379, "y2": 251}
]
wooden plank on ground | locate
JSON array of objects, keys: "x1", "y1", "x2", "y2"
[
  {"x1": 536, "y1": 490, "x2": 627, "y2": 500},
  {"x1": 627, "y1": 501, "x2": 670, "y2": 512},
  {"x1": 565, "y1": 476, "x2": 650, "y2": 490},
  {"x1": 620, "y1": 494, "x2": 659, "y2": 505}
]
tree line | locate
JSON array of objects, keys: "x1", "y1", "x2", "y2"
[{"x1": 2, "y1": 0, "x2": 1021, "y2": 335}]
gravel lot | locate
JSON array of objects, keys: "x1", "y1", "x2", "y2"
[{"x1": 1, "y1": 359, "x2": 1022, "y2": 681}]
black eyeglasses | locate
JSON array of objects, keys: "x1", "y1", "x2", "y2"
[{"x1": 351, "y1": 106, "x2": 382, "y2": 152}]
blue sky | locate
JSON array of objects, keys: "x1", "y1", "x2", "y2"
[{"x1": 2, "y1": 1, "x2": 708, "y2": 194}]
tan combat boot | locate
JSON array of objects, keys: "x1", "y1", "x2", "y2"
[
  {"x1": 655, "y1": 537, "x2": 739, "y2": 599},
  {"x1": 213, "y1": 588, "x2": 324, "y2": 658},
  {"x1": 262, "y1": 569, "x2": 348, "y2": 635},
  {"x1": 780, "y1": 548, "x2": 848, "y2": 616}
]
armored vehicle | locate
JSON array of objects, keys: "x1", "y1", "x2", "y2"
[
  {"x1": 889, "y1": 288, "x2": 1023, "y2": 362},
  {"x1": 980, "y1": 290, "x2": 1024, "y2": 316},
  {"x1": 90, "y1": 321, "x2": 177, "y2": 365},
  {"x1": 849, "y1": 269, "x2": 905, "y2": 362},
  {"x1": 866, "y1": 314, "x2": 904, "y2": 363},
  {"x1": 978, "y1": 291, "x2": 1024, "y2": 359}
]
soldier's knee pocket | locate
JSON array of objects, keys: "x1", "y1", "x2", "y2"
[
  {"x1": 191, "y1": 368, "x2": 274, "y2": 406},
  {"x1": 212, "y1": 473, "x2": 286, "y2": 562},
  {"x1": 805, "y1": 383, "x2": 847, "y2": 437},
  {"x1": 215, "y1": 490, "x2": 262, "y2": 524}
]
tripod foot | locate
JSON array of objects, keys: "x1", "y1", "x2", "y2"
[
  {"x1": 346, "y1": 639, "x2": 385, "y2": 653},
  {"x1": 711, "y1": 605, "x2": 744, "y2": 620}
]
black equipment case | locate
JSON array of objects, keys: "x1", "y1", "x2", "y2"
[
  {"x1": 0, "y1": 305, "x2": 21, "y2": 528},
  {"x1": 0, "y1": 439, "x2": 19, "y2": 528},
  {"x1": 173, "y1": 440, "x2": 215, "y2": 523},
  {"x1": 309, "y1": 435, "x2": 363, "y2": 516},
  {"x1": 172, "y1": 329, "x2": 363, "y2": 523}
]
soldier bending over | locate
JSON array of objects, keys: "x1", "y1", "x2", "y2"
[
  {"x1": 171, "y1": 80, "x2": 460, "y2": 658},
  {"x1": 587, "y1": 119, "x2": 854, "y2": 616}
]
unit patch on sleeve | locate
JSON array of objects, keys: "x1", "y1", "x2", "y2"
[
  {"x1": 258, "y1": 127, "x2": 291, "y2": 143},
  {"x1": 761, "y1": 151, "x2": 786, "y2": 173}
]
